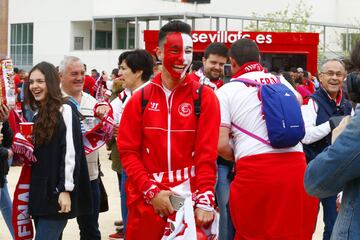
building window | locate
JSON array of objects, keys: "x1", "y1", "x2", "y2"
[
  {"x1": 95, "y1": 31, "x2": 112, "y2": 49},
  {"x1": 117, "y1": 26, "x2": 135, "y2": 49},
  {"x1": 74, "y1": 37, "x2": 84, "y2": 50},
  {"x1": 10, "y1": 23, "x2": 33, "y2": 69}
]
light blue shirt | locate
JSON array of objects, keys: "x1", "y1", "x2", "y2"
[{"x1": 305, "y1": 105, "x2": 360, "y2": 239}]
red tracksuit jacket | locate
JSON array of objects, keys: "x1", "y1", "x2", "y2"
[{"x1": 117, "y1": 73, "x2": 220, "y2": 205}]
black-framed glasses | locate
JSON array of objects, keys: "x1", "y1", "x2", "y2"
[{"x1": 320, "y1": 71, "x2": 344, "y2": 78}]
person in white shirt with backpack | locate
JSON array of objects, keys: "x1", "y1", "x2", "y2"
[{"x1": 217, "y1": 38, "x2": 318, "y2": 240}]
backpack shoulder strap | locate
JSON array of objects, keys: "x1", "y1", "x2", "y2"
[
  {"x1": 231, "y1": 78, "x2": 261, "y2": 86},
  {"x1": 231, "y1": 122, "x2": 271, "y2": 146},
  {"x1": 192, "y1": 81, "x2": 203, "y2": 118},
  {"x1": 141, "y1": 84, "x2": 152, "y2": 114},
  {"x1": 275, "y1": 76, "x2": 281, "y2": 84}
]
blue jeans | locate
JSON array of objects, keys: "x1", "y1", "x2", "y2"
[
  {"x1": 77, "y1": 179, "x2": 101, "y2": 240},
  {"x1": 321, "y1": 195, "x2": 338, "y2": 240},
  {"x1": 215, "y1": 163, "x2": 235, "y2": 240},
  {"x1": 1, "y1": 180, "x2": 14, "y2": 239},
  {"x1": 121, "y1": 170, "x2": 128, "y2": 237},
  {"x1": 1, "y1": 159, "x2": 14, "y2": 238},
  {"x1": 34, "y1": 218, "x2": 67, "y2": 240}
]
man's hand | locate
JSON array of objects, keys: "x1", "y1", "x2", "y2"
[
  {"x1": 195, "y1": 208, "x2": 214, "y2": 226},
  {"x1": 58, "y1": 192, "x2": 71, "y2": 213},
  {"x1": 331, "y1": 116, "x2": 351, "y2": 143},
  {"x1": 0, "y1": 133, "x2": 3, "y2": 144},
  {"x1": 0, "y1": 104, "x2": 10, "y2": 122},
  {"x1": 95, "y1": 105, "x2": 111, "y2": 119},
  {"x1": 150, "y1": 190, "x2": 174, "y2": 217}
]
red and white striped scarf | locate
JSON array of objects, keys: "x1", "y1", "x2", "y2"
[
  {"x1": 83, "y1": 102, "x2": 114, "y2": 155},
  {"x1": 12, "y1": 133, "x2": 37, "y2": 240},
  {"x1": 232, "y1": 61, "x2": 265, "y2": 79},
  {"x1": 161, "y1": 180, "x2": 219, "y2": 240}
]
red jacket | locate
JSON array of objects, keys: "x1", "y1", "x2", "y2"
[
  {"x1": 117, "y1": 73, "x2": 220, "y2": 205},
  {"x1": 83, "y1": 75, "x2": 95, "y2": 96},
  {"x1": 303, "y1": 78, "x2": 315, "y2": 94}
]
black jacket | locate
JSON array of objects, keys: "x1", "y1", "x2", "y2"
[
  {"x1": 303, "y1": 87, "x2": 352, "y2": 162},
  {"x1": 0, "y1": 121, "x2": 13, "y2": 188},
  {"x1": 29, "y1": 102, "x2": 93, "y2": 219}
]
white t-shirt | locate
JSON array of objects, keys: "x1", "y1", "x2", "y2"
[
  {"x1": 216, "y1": 71, "x2": 303, "y2": 160},
  {"x1": 301, "y1": 98, "x2": 355, "y2": 145},
  {"x1": 111, "y1": 81, "x2": 151, "y2": 124},
  {"x1": 111, "y1": 88, "x2": 132, "y2": 124}
]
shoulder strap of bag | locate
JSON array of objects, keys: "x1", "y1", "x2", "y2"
[
  {"x1": 193, "y1": 82, "x2": 203, "y2": 118},
  {"x1": 231, "y1": 78, "x2": 262, "y2": 86},
  {"x1": 141, "y1": 84, "x2": 152, "y2": 114},
  {"x1": 231, "y1": 121, "x2": 271, "y2": 146}
]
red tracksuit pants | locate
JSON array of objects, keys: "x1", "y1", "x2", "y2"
[{"x1": 126, "y1": 197, "x2": 168, "y2": 240}]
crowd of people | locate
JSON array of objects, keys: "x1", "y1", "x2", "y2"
[{"x1": 1, "y1": 19, "x2": 360, "y2": 240}]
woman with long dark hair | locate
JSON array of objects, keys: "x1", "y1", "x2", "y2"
[{"x1": 26, "y1": 61, "x2": 91, "y2": 240}]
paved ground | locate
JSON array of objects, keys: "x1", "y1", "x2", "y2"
[{"x1": 1, "y1": 146, "x2": 324, "y2": 239}]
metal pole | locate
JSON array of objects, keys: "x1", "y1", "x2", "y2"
[
  {"x1": 209, "y1": 16, "x2": 212, "y2": 31},
  {"x1": 112, "y1": 18, "x2": 116, "y2": 50},
  {"x1": 126, "y1": 21, "x2": 129, "y2": 49},
  {"x1": 225, "y1": 18, "x2": 228, "y2": 31},
  {"x1": 91, "y1": 19, "x2": 95, "y2": 50},
  {"x1": 216, "y1": 17, "x2": 220, "y2": 31},
  {"x1": 159, "y1": 16, "x2": 162, "y2": 29},
  {"x1": 135, "y1": 16, "x2": 139, "y2": 49}
]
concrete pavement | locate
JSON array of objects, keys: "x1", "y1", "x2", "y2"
[{"x1": 1, "y1": 146, "x2": 324, "y2": 239}]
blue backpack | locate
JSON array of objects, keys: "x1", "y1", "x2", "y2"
[{"x1": 231, "y1": 78, "x2": 305, "y2": 148}]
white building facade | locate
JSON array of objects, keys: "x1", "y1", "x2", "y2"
[{"x1": 8, "y1": 0, "x2": 360, "y2": 72}]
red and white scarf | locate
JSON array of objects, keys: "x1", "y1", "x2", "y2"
[
  {"x1": 12, "y1": 133, "x2": 37, "y2": 240},
  {"x1": 231, "y1": 61, "x2": 265, "y2": 79},
  {"x1": 161, "y1": 180, "x2": 219, "y2": 240},
  {"x1": 83, "y1": 102, "x2": 114, "y2": 155},
  {"x1": 93, "y1": 75, "x2": 108, "y2": 102},
  {"x1": 195, "y1": 69, "x2": 218, "y2": 91}
]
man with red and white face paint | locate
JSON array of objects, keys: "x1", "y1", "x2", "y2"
[
  {"x1": 162, "y1": 31, "x2": 193, "y2": 81},
  {"x1": 118, "y1": 21, "x2": 220, "y2": 239}
]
